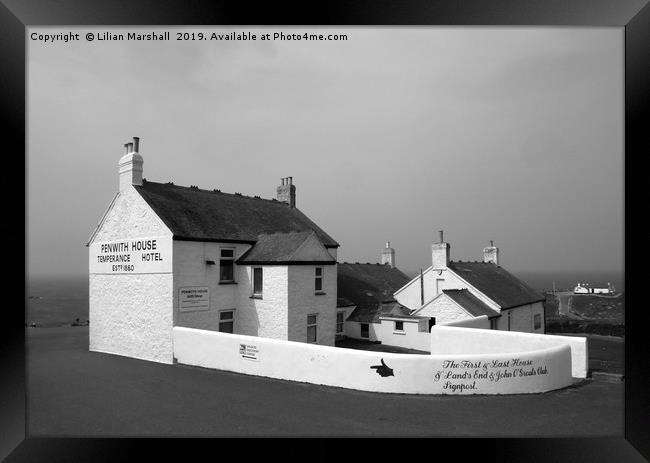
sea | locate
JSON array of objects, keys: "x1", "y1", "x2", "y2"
[{"x1": 26, "y1": 271, "x2": 624, "y2": 328}]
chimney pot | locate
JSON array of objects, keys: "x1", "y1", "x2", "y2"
[
  {"x1": 432, "y1": 232, "x2": 450, "y2": 269},
  {"x1": 483, "y1": 240, "x2": 499, "y2": 265},
  {"x1": 118, "y1": 139, "x2": 143, "y2": 191},
  {"x1": 276, "y1": 176, "x2": 296, "y2": 208},
  {"x1": 381, "y1": 241, "x2": 395, "y2": 267},
  {"x1": 133, "y1": 137, "x2": 140, "y2": 153}
]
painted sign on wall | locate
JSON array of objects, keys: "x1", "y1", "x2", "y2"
[
  {"x1": 432, "y1": 357, "x2": 549, "y2": 394},
  {"x1": 89, "y1": 236, "x2": 172, "y2": 274},
  {"x1": 239, "y1": 343, "x2": 259, "y2": 361},
  {"x1": 179, "y1": 287, "x2": 210, "y2": 312}
]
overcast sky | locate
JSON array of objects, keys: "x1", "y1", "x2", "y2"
[{"x1": 27, "y1": 27, "x2": 623, "y2": 278}]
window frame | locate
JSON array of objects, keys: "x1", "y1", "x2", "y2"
[
  {"x1": 534, "y1": 313, "x2": 542, "y2": 330},
  {"x1": 218, "y1": 309, "x2": 235, "y2": 333},
  {"x1": 219, "y1": 247, "x2": 236, "y2": 283},
  {"x1": 336, "y1": 311, "x2": 345, "y2": 334},
  {"x1": 315, "y1": 267, "x2": 324, "y2": 294},
  {"x1": 307, "y1": 313, "x2": 318, "y2": 343},
  {"x1": 360, "y1": 323, "x2": 369, "y2": 338},
  {"x1": 394, "y1": 320, "x2": 404, "y2": 332},
  {"x1": 252, "y1": 266, "x2": 263, "y2": 297}
]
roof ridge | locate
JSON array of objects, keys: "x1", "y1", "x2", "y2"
[
  {"x1": 258, "y1": 230, "x2": 313, "y2": 238},
  {"x1": 142, "y1": 180, "x2": 285, "y2": 205}
]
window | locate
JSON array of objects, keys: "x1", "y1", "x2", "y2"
[
  {"x1": 219, "y1": 248, "x2": 235, "y2": 282},
  {"x1": 360, "y1": 323, "x2": 369, "y2": 338},
  {"x1": 534, "y1": 313, "x2": 542, "y2": 330},
  {"x1": 219, "y1": 310, "x2": 234, "y2": 333},
  {"x1": 490, "y1": 318, "x2": 498, "y2": 330},
  {"x1": 336, "y1": 311, "x2": 345, "y2": 334},
  {"x1": 315, "y1": 267, "x2": 324, "y2": 293},
  {"x1": 394, "y1": 321, "x2": 404, "y2": 331},
  {"x1": 435, "y1": 278, "x2": 444, "y2": 295},
  {"x1": 252, "y1": 267, "x2": 263, "y2": 296},
  {"x1": 307, "y1": 314, "x2": 318, "y2": 343}
]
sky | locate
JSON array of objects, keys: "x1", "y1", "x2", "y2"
[{"x1": 27, "y1": 27, "x2": 624, "y2": 279}]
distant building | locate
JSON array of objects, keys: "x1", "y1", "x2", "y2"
[
  {"x1": 574, "y1": 282, "x2": 615, "y2": 294},
  {"x1": 396, "y1": 232, "x2": 546, "y2": 334}
]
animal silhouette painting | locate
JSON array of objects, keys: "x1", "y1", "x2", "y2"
[{"x1": 370, "y1": 358, "x2": 394, "y2": 377}]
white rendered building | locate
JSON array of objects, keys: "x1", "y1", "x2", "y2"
[
  {"x1": 87, "y1": 138, "x2": 339, "y2": 364},
  {"x1": 398, "y1": 232, "x2": 546, "y2": 334}
]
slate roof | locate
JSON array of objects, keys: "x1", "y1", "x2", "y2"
[
  {"x1": 236, "y1": 231, "x2": 336, "y2": 265},
  {"x1": 337, "y1": 263, "x2": 414, "y2": 323},
  {"x1": 337, "y1": 263, "x2": 411, "y2": 307},
  {"x1": 133, "y1": 181, "x2": 339, "y2": 247},
  {"x1": 347, "y1": 301, "x2": 417, "y2": 323},
  {"x1": 448, "y1": 261, "x2": 544, "y2": 310},
  {"x1": 442, "y1": 289, "x2": 501, "y2": 319}
]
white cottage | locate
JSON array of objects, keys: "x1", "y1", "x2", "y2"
[
  {"x1": 87, "y1": 138, "x2": 339, "y2": 364},
  {"x1": 397, "y1": 232, "x2": 546, "y2": 334}
]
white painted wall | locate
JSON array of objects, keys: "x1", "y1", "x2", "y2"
[
  {"x1": 394, "y1": 267, "x2": 499, "y2": 312},
  {"x1": 345, "y1": 320, "x2": 380, "y2": 341},
  {"x1": 89, "y1": 186, "x2": 174, "y2": 364},
  {"x1": 173, "y1": 243, "x2": 336, "y2": 346},
  {"x1": 239, "y1": 265, "x2": 290, "y2": 340},
  {"x1": 173, "y1": 326, "x2": 574, "y2": 395},
  {"x1": 497, "y1": 302, "x2": 545, "y2": 333},
  {"x1": 376, "y1": 318, "x2": 431, "y2": 352},
  {"x1": 430, "y1": 326, "x2": 588, "y2": 378},
  {"x1": 90, "y1": 273, "x2": 173, "y2": 363},
  {"x1": 415, "y1": 293, "x2": 475, "y2": 325},
  {"x1": 396, "y1": 267, "x2": 544, "y2": 335},
  {"x1": 287, "y1": 265, "x2": 337, "y2": 346},
  {"x1": 173, "y1": 241, "x2": 252, "y2": 332}
]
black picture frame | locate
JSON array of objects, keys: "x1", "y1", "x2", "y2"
[{"x1": 4, "y1": 0, "x2": 648, "y2": 460}]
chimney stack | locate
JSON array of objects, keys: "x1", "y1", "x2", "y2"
[
  {"x1": 276, "y1": 177, "x2": 296, "y2": 208},
  {"x1": 118, "y1": 137, "x2": 143, "y2": 192},
  {"x1": 381, "y1": 241, "x2": 396, "y2": 267},
  {"x1": 483, "y1": 240, "x2": 499, "y2": 265},
  {"x1": 431, "y1": 230, "x2": 450, "y2": 270}
]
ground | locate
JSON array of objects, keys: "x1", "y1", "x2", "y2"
[{"x1": 27, "y1": 326, "x2": 623, "y2": 437}]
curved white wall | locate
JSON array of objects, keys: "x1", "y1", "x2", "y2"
[
  {"x1": 430, "y1": 326, "x2": 588, "y2": 378},
  {"x1": 173, "y1": 326, "x2": 574, "y2": 395}
]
